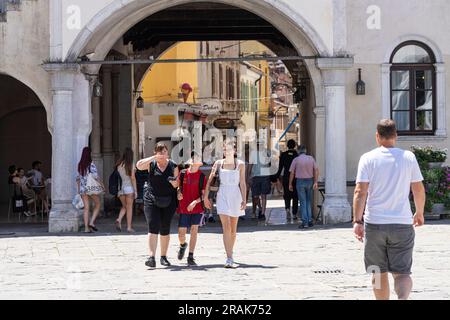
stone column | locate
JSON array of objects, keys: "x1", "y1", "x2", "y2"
[
  {"x1": 316, "y1": 57, "x2": 353, "y2": 224},
  {"x1": 91, "y1": 90, "x2": 103, "y2": 183},
  {"x1": 313, "y1": 105, "x2": 326, "y2": 180},
  {"x1": 102, "y1": 66, "x2": 114, "y2": 193},
  {"x1": 435, "y1": 63, "x2": 447, "y2": 137},
  {"x1": 43, "y1": 63, "x2": 80, "y2": 232},
  {"x1": 112, "y1": 66, "x2": 120, "y2": 157}
]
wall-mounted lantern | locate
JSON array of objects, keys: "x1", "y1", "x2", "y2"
[
  {"x1": 134, "y1": 90, "x2": 144, "y2": 109},
  {"x1": 93, "y1": 79, "x2": 103, "y2": 97},
  {"x1": 356, "y1": 68, "x2": 366, "y2": 95}
]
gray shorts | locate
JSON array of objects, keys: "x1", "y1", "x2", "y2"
[
  {"x1": 364, "y1": 223, "x2": 415, "y2": 275},
  {"x1": 251, "y1": 176, "x2": 271, "y2": 196}
]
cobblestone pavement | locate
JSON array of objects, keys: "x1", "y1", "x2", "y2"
[{"x1": 0, "y1": 201, "x2": 449, "y2": 300}]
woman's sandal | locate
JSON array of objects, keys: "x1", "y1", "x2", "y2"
[
  {"x1": 115, "y1": 220, "x2": 122, "y2": 232},
  {"x1": 89, "y1": 225, "x2": 98, "y2": 232}
]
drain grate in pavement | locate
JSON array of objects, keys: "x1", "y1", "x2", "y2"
[{"x1": 313, "y1": 270, "x2": 343, "y2": 274}]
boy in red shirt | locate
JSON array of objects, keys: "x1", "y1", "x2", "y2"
[{"x1": 176, "y1": 153, "x2": 206, "y2": 266}]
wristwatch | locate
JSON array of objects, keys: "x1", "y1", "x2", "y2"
[{"x1": 353, "y1": 220, "x2": 364, "y2": 226}]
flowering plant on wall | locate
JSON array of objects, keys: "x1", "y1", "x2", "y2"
[
  {"x1": 411, "y1": 146, "x2": 448, "y2": 169},
  {"x1": 422, "y1": 167, "x2": 449, "y2": 212},
  {"x1": 445, "y1": 167, "x2": 450, "y2": 209},
  {"x1": 411, "y1": 147, "x2": 449, "y2": 213}
]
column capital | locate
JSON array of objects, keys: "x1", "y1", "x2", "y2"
[
  {"x1": 313, "y1": 106, "x2": 326, "y2": 118},
  {"x1": 42, "y1": 63, "x2": 80, "y2": 92},
  {"x1": 316, "y1": 57, "x2": 354, "y2": 86},
  {"x1": 316, "y1": 57, "x2": 354, "y2": 70}
]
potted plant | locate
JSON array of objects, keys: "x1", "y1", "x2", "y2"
[
  {"x1": 412, "y1": 146, "x2": 448, "y2": 169},
  {"x1": 422, "y1": 167, "x2": 449, "y2": 218}
]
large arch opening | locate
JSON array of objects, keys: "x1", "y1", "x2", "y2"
[
  {"x1": 69, "y1": 1, "x2": 327, "y2": 224},
  {"x1": 0, "y1": 74, "x2": 52, "y2": 223}
]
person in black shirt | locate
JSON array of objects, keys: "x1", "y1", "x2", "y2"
[
  {"x1": 137, "y1": 143, "x2": 180, "y2": 269},
  {"x1": 274, "y1": 140, "x2": 299, "y2": 220}
]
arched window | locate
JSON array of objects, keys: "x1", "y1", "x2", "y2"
[{"x1": 390, "y1": 41, "x2": 436, "y2": 135}]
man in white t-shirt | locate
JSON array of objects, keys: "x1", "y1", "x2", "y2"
[{"x1": 353, "y1": 119, "x2": 425, "y2": 300}]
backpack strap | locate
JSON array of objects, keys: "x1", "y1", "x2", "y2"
[
  {"x1": 198, "y1": 172, "x2": 205, "y2": 200},
  {"x1": 179, "y1": 169, "x2": 187, "y2": 193}
]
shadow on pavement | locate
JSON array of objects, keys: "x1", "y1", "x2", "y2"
[{"x1": 148, "y1": 263, "x2": 278, "y2": 272}]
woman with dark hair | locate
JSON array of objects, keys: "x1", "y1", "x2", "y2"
[
  {"x1": 76, "y1": 147, "x2": 104, "y2": 233},
  {"x1": 204, "y1": 139, "x2": 247, "y2": 268},
  {"x1": 137, "y1": 143, "x2": 179, "y2": 268},
  {"x1": 114, "y1": 148, "x2": 137, "y2": 233},
  {"x1": 8, "y1": 165, "x2": 19, "y2": 185}
]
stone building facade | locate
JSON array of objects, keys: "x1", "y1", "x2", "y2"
[{"x1": 0, "y1": 0, "x2": 448, "y2": 231}]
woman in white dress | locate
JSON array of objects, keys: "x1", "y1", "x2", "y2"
[
  {"x1": 115, "y1": 148, "x2": 137, "y2": 233},
  {"x1": 204, "y1": 140, "x2": 246, "y2": 268}
]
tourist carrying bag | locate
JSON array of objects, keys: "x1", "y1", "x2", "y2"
[
  {"x1": 85, "y1": 173, "x2": 104, "y2": 195},
  {"x1": 209, "y1": 160, "x2": 221, "y2": 192},
  {"x1": 108, "y1": 168, "x2": 122, "y2": 196},
  {"x1": 72, "y1": 194, "x2": 84, "y2": 210},
  {"x1": 150, "y1": 161, "x2": 174, "y2": 208}
]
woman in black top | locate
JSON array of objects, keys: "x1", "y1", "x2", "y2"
[{"x1": 137, "y1": 143, "x2": 179, "y2": 268}]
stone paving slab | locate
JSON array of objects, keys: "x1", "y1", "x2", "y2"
[{"x1": 0, "y1": 216, "x2": 450, "y2": 300}]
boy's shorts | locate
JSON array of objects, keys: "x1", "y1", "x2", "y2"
[{"x1": 179, "y1": 213, "x2": 204, "y2": 228}]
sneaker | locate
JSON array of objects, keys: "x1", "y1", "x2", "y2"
[
  {"x1": 224, "y1": 258, "x2": 234, "y2": 269},
  {"x1": 160, "y1": 256, "x2": 171, "y2": 267},
  {"x1": 145, "y1": 256, "x2": 156, "y2": 268},
  {"x1": 308, "y1": 222, "x2": 314, "y2": 228},
  {"x1": 187, "y1": 256, "x2": 197, "y2": 266},
  {"x1": 23, "y1": 211, "x2": 31, "y2": 217},
  {"x1": 286, "y1": 208, "x2": 291, "y2": 220},
  {"x1": 178, "y1": 243, "x2": 187, "y2": 260},
  {"x1": 298, "y1": 224, "x2": 306, "y2": 229}
]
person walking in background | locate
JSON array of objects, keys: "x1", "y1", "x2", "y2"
[
  {"x1": 248, "y1": 146, "x2": 271, "y2": 221},
  {"x1": 204, "y1": 140, "x2": 246, "y2": 269},
  {"x1": 77, "y1": 147, "x2": 105, "y2": 233},
  {"x1": 137, "y1": 143, "x2": 179, "y2": 269},
  {"x1": 274, "y1": 139, "x2": 299, "y2": 221},
  {"x1": 353, "y1": 119, "x2": 425, "y2": 300},
  {"x1": 114, "y1": 148, "x2": 138, "y2": 233},
  {"x1": 176, "y1": 152, "x2": 207, "y2": 266},
  {"x1": 289, "y1": 145, "x2": 319, "y2": 229}
]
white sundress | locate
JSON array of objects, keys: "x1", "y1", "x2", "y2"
[{"x1": 216, "y1": 160, "x2": 245, "y2": 217}]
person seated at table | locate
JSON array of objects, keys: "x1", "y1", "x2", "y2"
[
  {"x1": 8, "y1": 166, "x2": 35, "y2": 217},
  {"x1": 28, "y1": 161, "x2": 49, "y2": 213},
  {"x1": 17, "y1": 168, "x2": 36, "y2": 201},
  {"x1": 8, "y1": 165, "x2": 19, "y2": 185}
]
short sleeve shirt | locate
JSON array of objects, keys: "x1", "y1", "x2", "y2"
[{"x1": 356, "y1": 147, "x2": 423, "y2": 225}]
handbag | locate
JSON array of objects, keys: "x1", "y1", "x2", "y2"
[
  {"x1": 85, "y1": 173, "x2": 104, "y2": 195},
  {"x1": 72, "y1": 194, "x2": 85, "y2": 210},
  {"x1": 209, "y1": 161, "x2": 222, "y2": 192},
  {"x1": 154, "y1": 195, "x2": 173, "y2": 208}
]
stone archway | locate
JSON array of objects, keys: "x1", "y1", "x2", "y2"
[
  {"x1": 45, "y1": 0, "x2": 354, "y2": 232},
  {"x1": 0, "y1": 75, "x2": 52, "y2": 218}
]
